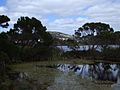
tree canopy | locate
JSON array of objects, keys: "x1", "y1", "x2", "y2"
[
  {"x1": 8, "y1": 16, "x2": 53, "y2": 47},
  {"x1": 0, "y1": 15, "x2": 54, "y2": 62},
  {"x1": 0, "y1": 15, "x2": 10, "y2": 28},
  {"x1": 75, "y1": 22, "x2": 114, "y2": 37}
]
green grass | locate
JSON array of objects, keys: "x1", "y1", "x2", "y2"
[{"x1": 10, "y1": 61, "x2": 62, "y2": 90}]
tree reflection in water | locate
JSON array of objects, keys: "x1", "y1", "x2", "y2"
[{"x1": 57, "y1": 63, "x2": 120, "y2": 82}]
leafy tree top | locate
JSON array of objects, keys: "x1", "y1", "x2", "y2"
[
  {"x1": 0, "y1": 15, "x2": 10, "y2": 28},
  {"x1": 75, "y1": 22, "x2": 114, "y2": 37},
  {"x1": 9, "y1": 16, "x2": 53, "y2": 47}
]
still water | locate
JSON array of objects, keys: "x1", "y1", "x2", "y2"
[
  {"x1": 56, "y1": 63, "x2": 120, "y2": 82},
  {"x1": 57, "y1": 45, "x2": 119, "y2": 52}
]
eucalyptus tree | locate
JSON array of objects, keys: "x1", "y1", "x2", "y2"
[
  {"x1": 74, "y1": 22, "x2": 114, "y2": 50},
  {"x1": 9, "y1": 16, "x2": 53, "y2": 47},
  {"x1": 75, "y1": 22, "x2": 114, "y2": 37},
  {"x1": 7, "y1": 16, "x2": 54, "y2": 61}
]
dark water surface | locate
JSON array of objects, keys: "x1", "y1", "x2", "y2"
[{"x1": 56, "y1": 63, "x2": 120, "y2": 82}]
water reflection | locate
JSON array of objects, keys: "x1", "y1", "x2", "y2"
[
  {"x1": 57, "y1": 45, "x2": 119, "y2": 52},
  {"x1": 57, "y1": 63, "x2": 120, "y2": 82}
]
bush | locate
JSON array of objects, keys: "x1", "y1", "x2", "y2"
[
  {"x1": 0, "y1": 52, "x2": 10, "y2": 64},
  {"x1": 63, "y1": 50, "x2": 101, "y2": 60},
  {"x1": 102, "y1": 47, "x2": 120, "y2": 61}
]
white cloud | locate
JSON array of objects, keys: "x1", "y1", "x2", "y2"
[
  {"x1": 83, "y1": 2, "x2": 120, "y2": 31},
  {"x1": 0, "y1": 0, "x2": 120, "y2": 34},
  {"x1": 47, "y1": 17, "x2": 91, "y2": 34},
  {"x1": 0, "y1": 6, "x2": 7, "y2": 14}
]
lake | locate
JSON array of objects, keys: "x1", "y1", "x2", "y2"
[{"x1": 57, "y1": 45, "x2": 120, "y2": 52}]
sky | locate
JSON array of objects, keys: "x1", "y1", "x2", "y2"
[{"x1": 0, "y1": 0, "x2": 120, "y2": 35}]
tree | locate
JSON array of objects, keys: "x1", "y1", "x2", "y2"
[
  {"x1": 73, "y1": 22, "x2": 117, "y2": 60},
  {"x1": 6, "y1": 16, "x2": 54, "y2": 61},
  {"x1": 74, "y1": 22, "x2": 114, "y2": 49},
  {"x1": 0, "y1": 15, "x2": 10, "y2": 28},
  {"x1": 114, "y1": 31, "x2": 120, "y2": 46},
  {"x1": 9, "y1": 16, "x2": 53, "y2": 47},
  {"x1": 0, "y1": 15, "x2": 21, "y2": 62},
  {"x1": 75, "y1": 22, "x2": 114, "y2": 37}
]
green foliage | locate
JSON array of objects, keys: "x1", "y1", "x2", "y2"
[
  {"x1": 50, "y1": 47, "x2": 64, "y2": 60},
  {"x1": 0, "y1": 37, "x2": 20, "y2": 63},
  {"x1": 74, "y1": 22, "x2": 120, "y2": 61},
  {"x1": 75, "y1": 22, "x2": 114, "y2": 37},
  {"x1": 20, "y1": 47, "x2": 53, "y2": 61},
  {"x1": 82, "y1": 22, "x2": 113, "y2": 34},
  {"x1": 0, "y1": 15, "x2": 10, "y2": 28},
  {"x1": 0, "y1": 52, "x2": 10, "y2": 64},
  {"x1": 63, "y1": 50, "x2": 101, "y2": 60},
  {"x1": 9, "y1": 16, "x2": 53, "y2": 47},
  {"x1": 74, "y1": 22, "x2": 116, "y2": 55},
  {"x1": 102, "y1": 48, "x2": 120, "y2": 61},
  {"x1": 0, "y1": 15, "x2": 55, "y2": 62},
  {"x1": 0, "y1": 15, "x2": 120, "y2": 63}
]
